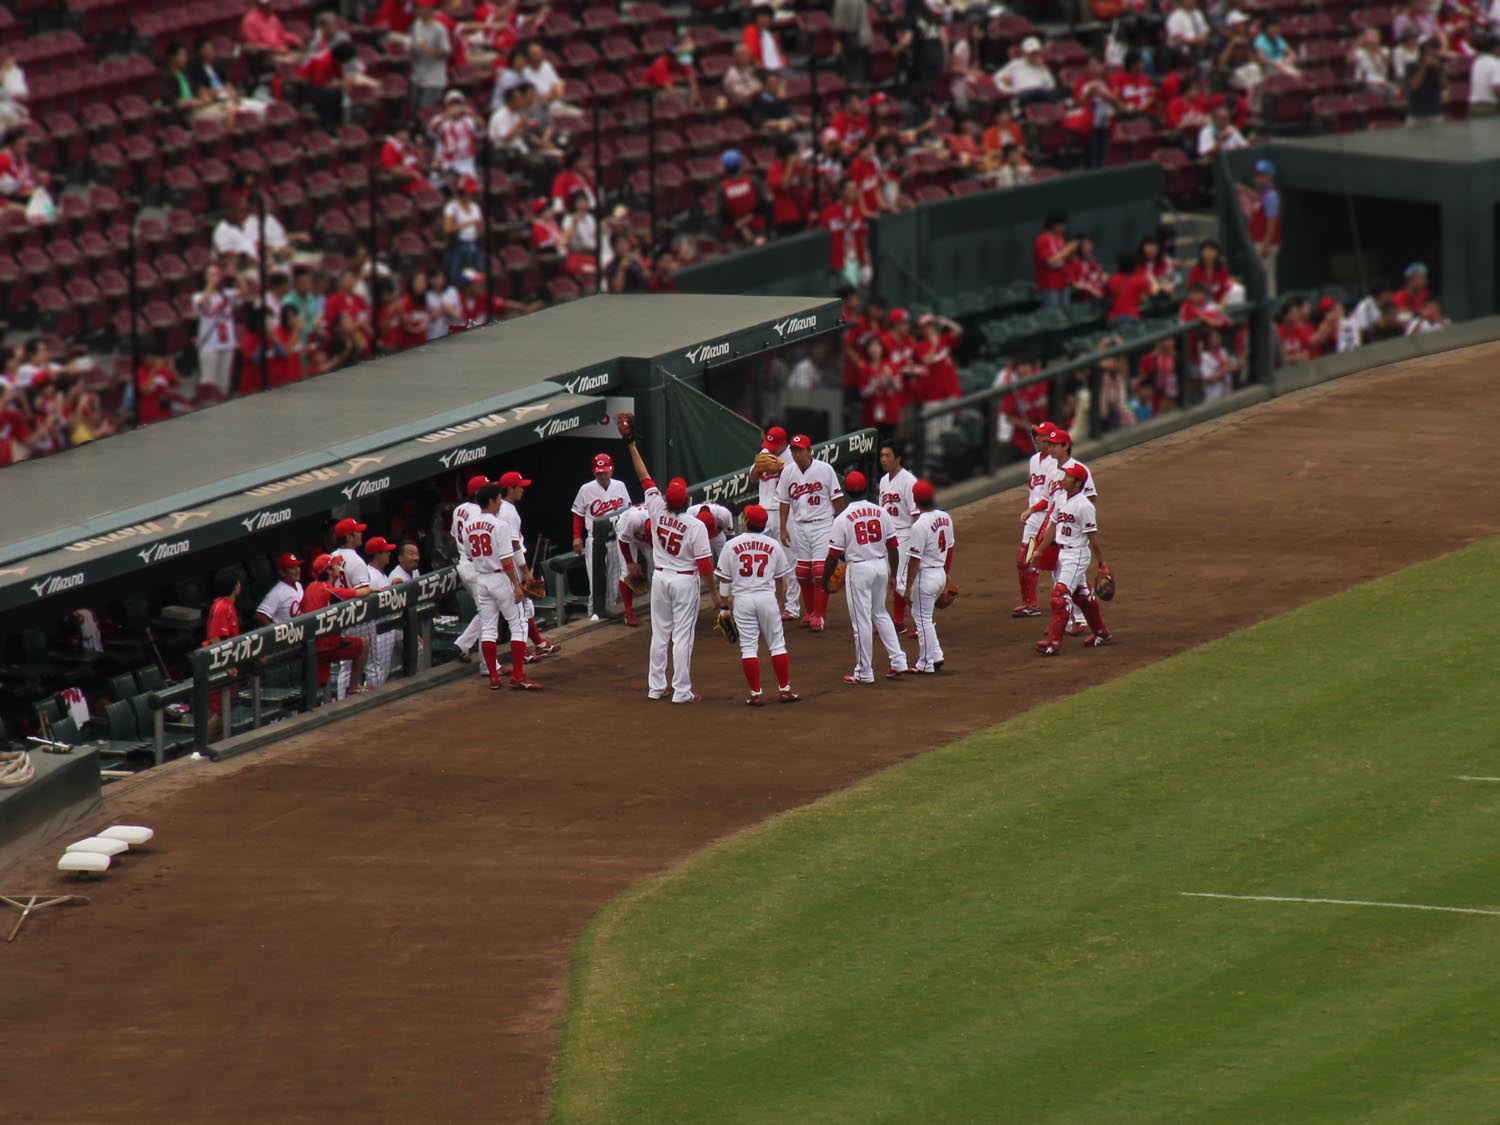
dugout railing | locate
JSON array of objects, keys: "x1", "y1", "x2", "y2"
[{"x1": 148, "y1": 567, "x2": 461, "y2": 758}]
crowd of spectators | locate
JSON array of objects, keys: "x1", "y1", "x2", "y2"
[{"x1": 0, "y1": 0, "x2": 1482, "y2": 470}]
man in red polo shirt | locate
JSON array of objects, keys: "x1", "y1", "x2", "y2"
[
  {"x1": 1034, "y1": 212, "x2": 1079, "y2": 309},
  {"x1": 716, "y1": 149, "x2": 768, "y2": 245},
  {"x1": 303, "y1": 553, "x2": 371, "y2": 696},
  {"x1": 822, "y1": 178, "x2": 869, "y2": 288}
]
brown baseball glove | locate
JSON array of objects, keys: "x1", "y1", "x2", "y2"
[
  {"x1": 824, "y1": 559, "x2": 846, "y2": 593},
  {"x1": 625, "y1": 563, "x2": 649, "y2": 595},
  {"x1": 753, "y1": 451, "x2": 781, "y2": 475},
  {"x1": 521, "y1": 576, "x2": 546, "y2": 599},
  {"x1": 1095, "y1": 565, "x2": 1115, "y2": 601},
  {"x1": 616, "y1": 412, "x2": 635, "y2": 442},
  {"x1": 936, "y1": 580, "x2": 959, "y2": 610}
]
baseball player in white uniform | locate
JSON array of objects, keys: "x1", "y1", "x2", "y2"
[
  {"x1": 1037, "y1": 425, "x2": 1096, "y2": 635},
  {"x1": 825, "y1": 470, "x2": 908, "y2": 683},
  {"x1": 901, "y1": 480, "x2": 955, "y2": 674},
  {"x1": 362, "y1": 536, "x2": 396, "y2": 687},
  {"x1": 748, "y1": 425, "x2": 800, "y2": 621},
  {"x1": 332, "y1": 517, "x2": 373, "y2": 696},
  {"x1": 499, "y1": 469, "x2": 561, "y2": 661},
  {"x1": 570, "y1": 452, "x2": 633, "y2": 623},
  {"x1": 467, "y1": 483, "x2": 543, "y2": 690},
  {"x1": 1032, "y1": 462, "x2": 1111, "y2": 654},
  {"x1": 615, "y1": 503, "x2": 653, "y2": 624},
  {"x1": 715, "y1": 503, "x2": 800, "y2": 705},
  {"x1": 696, "y1": 501, "x2": 735, "y2": 557},
  {"x1": 1014, "y1": 423, "x2": 1056, "y2": 618},
  {"x1": 624, "y1": 429, "x2": 723, "y2": 703},
  {"x1": 776, "y1": 433, "x2": 845, "y2": 632},
  {"x1": 390, "y1": 541, "x2": 421, "y2": 584},
  {"x1": 877, "y1": 441, "x2": 918, "y2": 634},
  {"x1": 254, "y1": 552, "x2": 304, "y2": 625},
  {"x1": 451, "y1": 474, "x2": 489, "y2": 661}
]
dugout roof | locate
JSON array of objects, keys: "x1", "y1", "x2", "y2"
[{"x1": 0, "y1": 293, "x2": 840, "y2": 612}]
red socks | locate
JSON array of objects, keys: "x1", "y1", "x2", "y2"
[
  {"x1": 771, "y1": 652, "x2": 790, "y2": 690},
  {"x1": 480, "y1": 640, "x2": 499, "y2": 679},
  {"x1": 619, "y1": 580, "x2": 634, "y2": 617},
  {"x1": 893, "y1": 591, "x2": 906, "y2": 628},
  {"x1": 813, "y1": 582, "x2": 829, "y2": 619},
  {"x1": 798, "y1": 578, "x2": 814, "y2": 617},
  {"x1": 510, "y1": 640, "x2": 528, "y2": 679},
  {"x1": 742, "y1": 657, "x2": 762, "y2": 694},
  {"x1": 1079, "y1": 593, "x2": 1106, "y2": 634},
  {"x1": 527, "y1": 619, "x2": 543, "y2": 645},
  {"x1": 1022, "y1": 569, "x2": 1040, "y2": 605}
]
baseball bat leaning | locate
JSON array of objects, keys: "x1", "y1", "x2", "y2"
[{"x1": 1025, "y1": 514, "x2": 1051, "y2": 566}]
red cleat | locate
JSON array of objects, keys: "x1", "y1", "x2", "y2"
[
  {"x1": 746, "y1": 692, "x2": 765, "y2": 707},
  {"x1": 1084, "y1": 631, "x2": 1113, "y2": 647},
  {"x1": 488, "y1": 676, "x2": 503, "y2": 690},
  {"x1": 778, "y1": 688, "x2": 801, "y2": 703},
  {"x1": 510, "y1": 676, "x2": 543, "y2": 690},
  {"x1": 885, "y1": 668, "x2": 905, "y2": 680},
  {"x1": 536, "y1": 639, "x2": 561, "y2": 655},
  {"x1": 1034, "y1": 641, "x2": 1061, "y2": 656},
  {"x1": 1011, "y1": 603, "x2": 1041, "y2": 618},
  {"x1": 623, "y1": 611, "x2": 638, "y2": 627},
  {"x1": 808, "y1": 615, "x2": 826, "y2": 632},
  {"x1": 672, "y1": 693, "x2": 703, "y2": 704}
]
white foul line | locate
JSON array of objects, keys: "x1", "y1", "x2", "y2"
[
  {"x1": 1456, "y1": 775, "x2": 1500, "y2": 782},
  {"x1": 1181, "y1": 892, "x2": 1500, "y2": 918}
]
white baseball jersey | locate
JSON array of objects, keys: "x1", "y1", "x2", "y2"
[
  {"x1": 499, "y1": 499, "x2": 527, "y2": 564},
  {"x1": 877, "y1": 468, "x2": 918, "y2": 533},
  {"x1": 829, "y1": 500, "x2": 897, "y2": 563},
  {"x1": 697, "y1": 502, "x2": 735, "y2": 553},
  {"x1": 908, "y1": 509, "x2": 956, "y2": 570},
  {"x1": 1047, "y1": 457, "x2": 1097, "y2": 504},
  {"x1": 390, "y1": 565, "x2": 420, "y2": 583},
  {"x1": 433, "y1": 114, "x2": 478, "y2": 173},
  {"x1": 776, "y1": 458, "x2": 842, "y2": 526},
  {"x1": 1052, "y1": 490, "x2": 1098, "y2": 552},
  {"x1": 334, "y1": 547, "x2": 371, "y2": 588},
  {"x1": 1026, "y1": 452, "x2": 1056, "y2": 509},
  {"x1": 755, "y1": 446, "x2": 791, "y2": 509},
  {"x1": 256, "y1": 579, "x2": 303, "y2": 623},
  {"x1": 715, "y1": 531, "x2": 792, "y2": 594},
  {"x1": 465, "y1": 511, "x2": 520, "y2": 574},
  {"x1": 572, "y1": 478, "x2": 631, "y2": 533},
  {"x1": 617, "y1": 505, "x2": 653, "y2": 556},
  {"x1": 644, "y1": 484, "x2": 711, "y2": 570},
  {"x1": 451, "y1": 499, "x2": 480, "y2": 561},
  {"x1": 193, "y1": 288, "x2": 237, "y2": 350}
]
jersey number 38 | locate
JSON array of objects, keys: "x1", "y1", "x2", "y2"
[{"x1": 468, "y1": 531, "x2": 494, "y2": 557}]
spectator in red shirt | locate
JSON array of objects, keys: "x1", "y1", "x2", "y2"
[
  {"x1": 767, "y1": 138, "x2": 812, "y2": 235},
  {"x1": 269, "y1": 304, "x2": 308, "y2": 385},
  {"x1": 296, "y1": 36, "x2": 360, "y2": 127},
  {"x1": 643, "y1": 38, "x2": 702, "y2": 105},
  {"x1": 1178, "y1": 279, "x2": 1232, "y2": 362},
  {"x1": 322, "y1": 269, "x2": 370, "y2": 338},
  {"x1": 994, "y1": 358, "x2": 1049, "y2": 456},
  {"x1": 822, "y1": 177, "x2": 870, "y2": 287},
  {"x1": 1235, "y1": 158, "x2": 1282, "y2": 296},
  {"x1": 371, "y1": 0, "x2": 415, "y2": 36},
  {"x1": 1187, "y1": 239, "x2": 1234, "y2": 305},
  {"x1": 137, "y1": 353, "x2": 187, "y2": 424},
  {"x1": 743, "y1": 3, "x2": 787, "y2": 69},
  {"x1": 380, "y1": 124, "x2": 433, "y2": 196},
  {"x1": 1163, "y1": 72, "x2": 1211, "y2": 137},
  {"x1": 1105, "y1": 251, "x2": 1155, "y2": 326},
  {"x1": 846, "y1": 135, "x2": 885, "y2": 218},
  {"x1": 1139, "y1": 234, "x2": 1177, "y2": 297},
  {"x1": 550, "y1": 149, "x2": 596, "y2": 215},
  {"x1": 830, "y1": 91, "x2": 872, "y2": 153},
  {"x1": 1109, "y1": 49, "x2": 1156, "y2": 112},
  {"x1": 397, "y1": 273, "x2": 432, "y2": 349},
  {"x1": 1276, "y1": 297, "x2": 1317, "y2": 363},
  {"x1": 857, "y1": 335, "x2": 903, "y2": 435},
  {"x1": 915, "y1": 314, "x2": 963, "y2": 404},
  {"x1": 840, "y1": 288, "x2": 867, "y2": 393},
  {"x1": 1069, "y1": 232, "x2": 1107, "y2": 302},
  {"x1": 881, "y1": 308, "x2": 923, "y2": 402},
  {"x1": 242, "y1": 0, "x2": 301, "y2": 65},
  {"x1": 1034, "y1": 212, "x2": 1079, "y2": 309},
  {"x1": 1391, "y1": 261, "x2": 1430, "y2": 321},
  {"x1": 1134, "y1": 337, "x2": 1180, "y2": 414},
  {"x1": 304, "y1": 554, "x2": 371, "y2": 694},
  {"x1": 717, "y1": 149, "x2": 769, "y2": 245}
]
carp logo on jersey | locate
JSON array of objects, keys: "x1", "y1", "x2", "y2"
[
  {"x1": 880, "y1": 489, "x2": 902, "y2": 516},
  {"x1": 1029, "y1": 467, "x2": 1049, "y2": 492},
  {"x1": 788, "y1": 481, "x2": 826, "y2": 501},
  {"x1": 586, "y1": 496, "x2": 627, "y2": 518}
]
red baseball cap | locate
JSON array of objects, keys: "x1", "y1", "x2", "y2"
[
  {"x1": 664, "y1": 479, "x2": 690, "y2": 508},
  {"x1": 311, "y1": 553, "x2": 336, "y2": 577},
  {"x1": 844, "y1": 469, "x2": 867, "y2": 492},
  {"x1": 764, "y1": 425, "x2": 788, "y2": 450},
  {"x1": 467, "y1": 474, "x2": 491, "y2": 495},
  {"x1": 334, "y1": 518, "x2": 367, "y2": 537},
  {"x1": 743, "y1": 504, "x2": 768, "y2": 530},
  {"x1": 1032, "y1": 421, "x2": 1055, "y2": 437},
  {"x1": 888, "y1": 307, "x2": 909, "y2": 325},
  {"x1": 697, "y1": 508, "x2": 717, "y2": 537},
  {"x1": 275, "y1": 552, "x2": 301, "y2": 570},
  {"x1": 498, "y1": 471, "x2": 532, "y2": 489},
  {"x1": 592, "y1": 453, "x2": 613, "y2": 472},
  {"x1": 912, "y1": 479, "x2": 935, "y2": 504},
  {"x1": 1063, "y1": 463, "x2": 1089, "y2": 485},
  {"x1": 365, "y1": 536, "x2": 395, "y2": 554},
  {"x1": 789, "y1": 434, "x2": 812, "y2": 450},
  {"x1": 1049, "y1": 428, "x2": 1072, "y2": 446}
]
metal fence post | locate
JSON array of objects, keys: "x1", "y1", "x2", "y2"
[
  {"x1": 810, "y1": 51, "x2": 821, "y2": 218},
  {"x1": 482, "y1": 134, "x2": 495, "y2": 318},
  {"x1": 301, "y1": 637, "x2": 319, "y2": 711},
  {"x1": 592, "y1": 97, "x2": 602, "y2": 281},
  {"x1": 191, "y1": 652, "x2": 209, "y2": 752},
  {"x1": 1088, "y1": 359, "x2": 1103, "y2": 440},
  {"x1": 402, "y1": 600, "x2": 421, "y2": 675},
  {"x1": 126, "y1": 204, "x2": 142, "y2": 428},
  {"x1": 256, "y1": 190, "x2": 269, "y2": 367}
]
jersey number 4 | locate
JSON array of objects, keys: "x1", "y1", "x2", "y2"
[
  {"x1": 852, "y1": 517, "x2": 883, "y2": 546},
  {"x1": 655, "y1": 526, "x2": 683, "y2": 554},
  {"x1": 737, "y1": 552, "x2": 770, "y2": 577},
  {"x1": 468, "y1": 531, "x2": 494, "y2": 558}
]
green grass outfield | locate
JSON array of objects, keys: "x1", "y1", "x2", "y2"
[{"x1": 552, "y1": 539, "x2": 1500, "y2": 1124}]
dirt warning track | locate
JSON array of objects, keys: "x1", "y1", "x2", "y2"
[{"x1": 6, "y1": 346, "x2": 1500, "y2": 1124}]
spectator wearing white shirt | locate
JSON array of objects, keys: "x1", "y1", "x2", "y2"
[
  {"x1": 994, "y1": 37, "x2": 1058, "y2": 104},
  {"x1": 1469, "y1": 35, "x2": 1500, "y2": 114},
  {"x1": 1166, "y1": 0, "x2": 1210, "y2": 51},
  {"x1": 1196, "y1": 328, "x2": 1240, "y2": 401},
  {"x1": 0, "y1": 56, "x2": 27, "y2": 130},
  {"x1": 1348, "y1": 28, "x2": 1394, "y2": 89},
  {"x1": 441, "y1": 175, "x2": 484, "y2": 286},
  {"x1": 488, "y1": 81, "x2": 532, "y2": 154},
  {"x1": 192, "y1": 265, "x2": 238, "y2": 395},
  {"x1": 521, "y1": 41, "x2": 577, "y2": 122},
  {"x1": 425, "y1": 266, "x2": 462, "y2": 339},
  {"x1": 410, "y1": 4, "x2": 452, "y2": 110},
  {"x1": 1196, "y1": 104, "x2": 1248, "y2": 156},
  {"x1": 431, "y1": 90, "x2": 481, "y2": 181}
]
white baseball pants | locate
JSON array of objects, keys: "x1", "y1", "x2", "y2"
[
  {"x1": 843, "y1": 559, "x2": 906, "y2": 680},
  {"x1": 1029, "y1": 515, "x2": 1086, "y2": 628},
  {"x1": 649, "y1": 570, "x2": 701, "y2": 702},
  {"x1": 365, "y1": 627, "x2": 395, "y2": 687},
  {"x1": 1054, "y1": 546, "x2": 1093, "y2": 594},
  {"x1": 477, "y1": 571, "x2": 526, "y2": 644},
  {"x1": 336, "y1": 620, "x2": 378, "y2": 697},
  {"x1": 733, "y1": 591, "x2": 786, "y2": 659},
  {"x1": 198, "y1": 346, "x2": 234, "y2": 395},
  {"x1": 910, "y1": 567, "x2": 948, "y2": 673},
  {"x1": 455, "y1": 558, "x2": 482, "y2": 653}
]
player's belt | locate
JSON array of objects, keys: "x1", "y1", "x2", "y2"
[{"x1": 655, "y1": 566, "x2": 696, "y2": 575}]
